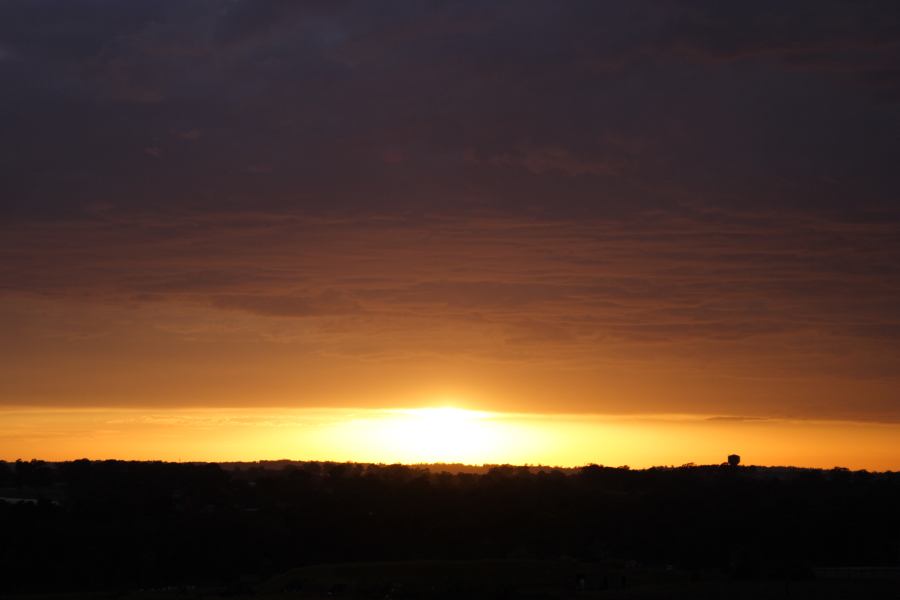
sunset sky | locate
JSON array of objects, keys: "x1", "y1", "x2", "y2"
[{"x1": 2, "y1": 1, "x2": 899, "y2": 468}]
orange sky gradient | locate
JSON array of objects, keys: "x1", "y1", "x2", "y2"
[{"x1": 2, "y1": 215, "x2": 899, "y2": 469}]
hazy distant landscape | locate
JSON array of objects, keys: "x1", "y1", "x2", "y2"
[{"x1": 2, "y1": 459, "x2": 898, "y2": 599}]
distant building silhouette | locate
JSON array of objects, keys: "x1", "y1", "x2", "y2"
[{"x1": 727, "y1": 454, "x2": 741, "y2": 467}]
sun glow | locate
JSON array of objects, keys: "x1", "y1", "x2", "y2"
[{"x1": 345, "y1": 406, "x2": 506, "y2": 464}]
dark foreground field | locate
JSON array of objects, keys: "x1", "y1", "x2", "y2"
[
  {"x1": 5, "y1": 561, "x2": 899, "y2": 600},
  {"x1": 1, "y1": 460, "x2": 898, "y2": 598}
]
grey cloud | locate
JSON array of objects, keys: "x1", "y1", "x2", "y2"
[{"x1": 2, "y1": 0, "x2": 898, "y2": 221}]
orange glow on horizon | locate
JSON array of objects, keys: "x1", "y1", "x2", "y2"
[{"x1": 1, "y1": 406, "x2": 898, "y2": 471}]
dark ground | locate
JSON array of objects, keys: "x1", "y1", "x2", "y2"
[{"x1": 1, "y1": 460, "x2": 898, "y2": 598}]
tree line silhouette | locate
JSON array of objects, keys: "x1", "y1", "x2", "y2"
[{"x1": 1, "y1": 459, "x2": 898, "y2": 592}]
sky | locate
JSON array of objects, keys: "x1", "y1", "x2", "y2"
[{"x1": 1, "y1": 1, "x2": 900, "y2": 468}]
